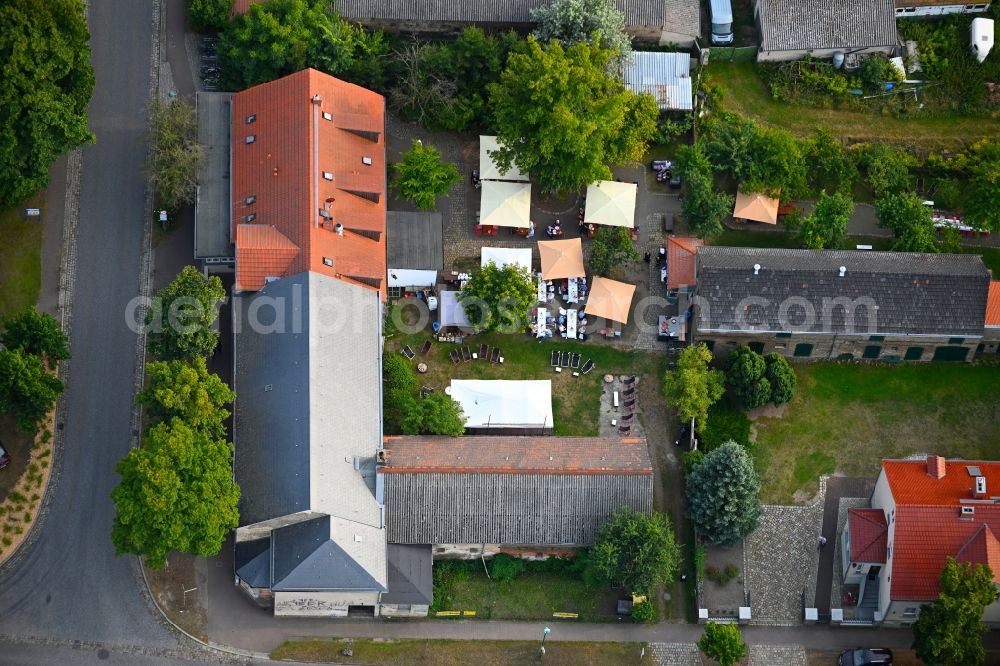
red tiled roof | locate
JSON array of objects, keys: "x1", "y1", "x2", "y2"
[
  {"x1": 381, "y1": 436, "x2": 653, "y2": 475},
  {"x1": 235, "y1": 225, "x2": 300, "y2": 292},
  {"x1": 956, "y1": 524, "x2": 1000, "y2": 584},
  {"x1": 848, "y1": 508, "x2": 887, "y2": 563},
  {"x1": 987, "y1": 282, "x2": 1000, "y2": 327},
  {"x1": 666, "y1": 237, "x2": 703, "y2": 289},
  {"x1": 231, "y1": 69, "x2": 386, "y2": 299},
  {"x1": 883, "y1": 457, "x2": 1000, "y2": 600}
]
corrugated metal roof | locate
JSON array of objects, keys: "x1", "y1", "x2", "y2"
[
  {"x1": 756, "y1": 0, "x2": 898, "y2": 52},
  {"x1": 623, "y1": 51, "x2": 693, "y2": 111}
]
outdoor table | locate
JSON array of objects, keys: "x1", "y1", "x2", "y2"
[
  {"x1": 536, "y1": 307, "x2": 548, "y2": 338},
  {"x1": 658, "y1": 314, "x2": 685, "y2": 341},
  {"x1": 416, "y1": 363, "x2": 428, "y2": 374},
  {"x1": 566, "y1": 310, "x2": 577, "y2": 339},
  {"x1": 537, "y1": 278, "x2": 548, "y2": 303},
  {"x1": 566, "y1": 278, "x2": 579, "y2": 303}
]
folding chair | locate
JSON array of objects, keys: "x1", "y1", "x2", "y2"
[
  {"x1": 619, "y1": 424, "x2": 631, "y2": 435},
  {"x1": 623, "y1": 376, "x2": 636, "y2": 386},
  {"x1": 581, "y1": 359, "x2": 594, "y2": 374},
  {"x1": 491, "y1": 347, "x2": 501, "y2": 364},
  {"x1": 420, "y1": 340, "x2": 432, "y2": 356},
  {"x1": 561, "y1": 351, "x2": 571, "y2": 368},
  {"x1": 479, "y1": 343, "x2": 488, "y2": 359},
  {"x1": 571, "y1": 353, "x2": 581, "y2": 369},
  {"x1": 462, "y1": 345, "x2": 472, "y2": 362},
  {"x1": 550, "y1": 350, "x2": 560, "y2": 367},
  {"x1": 401, "y1": 345, "x2": 415, "y2": 359},
  {"x1": 450, "y1": 349, "x2": 461, "y2": 365}
]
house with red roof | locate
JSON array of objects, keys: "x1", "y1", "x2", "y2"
[
  {"x1": 984, "y1": 281, "x2": 1000, "y2": 353},
  {"x1": 665, "y1": 236, "x2": 703, "y2": 293},
  {"x1": 841, "y1": 455, "x2": 1000, "y2": 626},
  {"x1": 230, "y1": 68, "x2": 387, "y2": 299}
]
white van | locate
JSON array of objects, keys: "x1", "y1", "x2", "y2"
[{"x1": 710, "y1": 0, "x2": 734, "y2": 45}]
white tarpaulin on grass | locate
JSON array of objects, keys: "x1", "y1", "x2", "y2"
[
  {"x1": 584, "y1": 180, "x2": 637, "y2": 228},
  {"x1": 481, "y1": 247, "x2": 532, "y2": 273},
  {"x1": 480, "y1": 180, "x2": 532, "y2": 228},
  {"x1": 449, "y1": 379, "x2": 553, "y2": 429},
  {"x1": 480, "y1": 135, "x2": 530, "y2": 181}
]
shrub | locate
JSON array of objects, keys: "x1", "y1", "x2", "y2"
[
  {"x1": 682, "y1": 449, "x2": 705, "y2": 474},
  {"x1": 707, "y1": 564, "x2": 741, "y2": 585},
  {"x1": 40, "y1": 429, "x2": 51, "y2": 443},
  {"x1": 489, "y1": 554, "x2": 527, "y2": 582},
  {"x1": 694, "y1": 545, "x2": 706, "y2": 583},
  {"x1": 631, "y1": 599, "x2": 658, "y2": 624},
  {"x1": 705, "y1": 565, "x2": 721, "y2": 581},
  {"x1": 701, "y1": 402, "x2": 751, "y2": 451},
  {"x1": 725, "y1": 564, "x2": 740, "y2": 580}
]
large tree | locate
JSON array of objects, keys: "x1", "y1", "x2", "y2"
[
  {"x1": 764, "y1": 353, "x2": 796, "y2": 406},
  {"x1": 487, "y1": 37, "x2": 658, "y2": 193},
  {"x1": 797, "y1": 190, "x2": 854, "y2": 249},
  {"x1": 459, "y1": 261, "x2": 536, "y2": 333},
  {"x1": 697, "y1": 622, "x2": 748, "y2": 666},
  {"x1": 803, "y1": 129, "x2": 858, "y2": 195},
  {"x1": 531, "y1": 0, "x2": 632, "y2": 75},
  {"x1": 964, "y1": 139, "x2": 1000, "y2": 233},
  {"x1": 136, "y1": 357, "x2": 234, "y2": 437},
  {"x1": 686, "y1": 441, "x2": 761, "y2": 546},
  {"x1": 0, "y1": 0, "x2": 95, "y2": 209},
  {"x1": 588, "y1": 226, "x2": 639, "y2": 277},
  {"x1": 725, "y1": 345, "x2": 771, "y2": 410},
  {"x1": 186, "y1": 0, "x2": 234, "y2": 33},
  {"x1": 703, "y1": 116, "x2": 807, "y2": 198},
  {"x1": 401, "y1": 392, "x2": 466, "y2": 436},
  {"x1": 856, "y1": 143, "x2": 916, "y2": 199},
  {"x1": 875, "y1": 193, "x2": 940, "y2": 253},
  {"x1": 676, "y1": 144, "x2": 733, "y2": 238},
  {"x1": 392, "y1": 140, "x2": 460, "y2": 210},
  {"x1": 912, "y1": 558, "x2": 997, "y2": 666},
  {"x1": 111, "y1": 417, "x2": 240, "y2": 569},
  {"x1": 0, "y1": 347, "x2": 64, "y2": 432},
  {"x1": 218, "y1": 0, "x2": 384, "y2": 90},
  {"x1": 663, "y1": 343, "x2": 725, "y2": 434},
  {"x1": 146, "y1": 266, "x2": 227, "y2": 361},
  {"x1": 590, "y1": 507, "x2": 681, "y2": 595},
  {"x1": 1, "y1": 307, "x2": 70, "y2": 365},
  {"x1": 147, "y1": 98, "x2": 205, "y2": 214}
]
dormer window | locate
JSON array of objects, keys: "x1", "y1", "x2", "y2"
[
  {"x1": 246, "y1": 114, "x2": 256, "y2": 124},
  {"x1": 245, "y1": 213, "x2": 256, "y2": 222},
  {"x1": 322, "y1": 111, "x2": 333, "y2": 121},
  {"x1": 322, "y1": 171, "x2": 334, "y2": 181},
  {"x1": 245, "y1": 195, "x2": 256, "y2": 205},
  {"x1": 362, "y1": 156, "x2": 373, "y2": 166},
  {"x1": 245, "y1": 135, "x2": 256, "y2": 144}
]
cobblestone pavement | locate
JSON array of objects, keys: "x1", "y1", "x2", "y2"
[
  {"x1": 831, "y1": 497, "x2": 869, "y2": 619},
  {"x1": 744, "y1": 478, "x2": 827, "y2": 626},
  {"x1": 599, "y1": 375, "x2": 644, "y2": 439},
  {"x1": 650, "y1": 641, "x2": 808, "y2": 665}
]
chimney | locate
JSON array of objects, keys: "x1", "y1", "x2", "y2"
[
  {"x1": 334, "y1": 222, "x2": 344, "y2": 236},
  {"x1": 927, "y1": 455, "x2": 946, "y2": 479},
  {"x1": 839, "y1": 266, "x2": 847, "y2": 277},
  {"x1": 753, "y1": 263, "x2": 761, "y2": 275},
  {"x1": 975, "y1": 476, "x2": 987, "y2": 497},
  {"x1": 377, "y1": 450, "x2": 390, "y2": 465}
]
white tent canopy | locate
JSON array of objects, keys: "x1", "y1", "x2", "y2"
[
  {"x1": 584, "y1": 180, "x2": 637, "y2": 228},
  {"x1": 480, "y1": 180, "x2": 532, "y2": 229},
  {"x1": 450, "y1": 379, "x2": 553, "y2": 429},
  {"x1": 481, "y1": 247, "x2": 532, "y2": 273},
  {"x1": 480, "y1": 135, "x2": 529, "y2": 182},
  {"x1": 439, "y1": 291, "x2": 472, "y2": 329}
]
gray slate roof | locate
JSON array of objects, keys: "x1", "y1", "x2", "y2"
[
  {"x1": 272, "y1": 515, "x2": 385, "y2": 592},
  {"x1": 695, "y1": 247, "x2": 990, "y2": 337},
  {"x1": 384, "y1": 472, "x2": 652, "y2": 545},
  {"x1": 194, "y1": 92, "x2": 234, "y2": 260},
  {"x1": 382, "y1": 544, "x2": 433, "y2": 605},
  {"x1": 756, "y1": 0, "x2": 898, "y2": 52},
  {"x1": 332, "y1": 0, "x2": 685, "y2": 29},
  {"x1": 387, "y1": 211, "x2": 443, "y2": 271}
]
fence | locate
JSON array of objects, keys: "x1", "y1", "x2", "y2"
[{"x1": 707, "y1": 46, "x2": 759, "y2": 63}]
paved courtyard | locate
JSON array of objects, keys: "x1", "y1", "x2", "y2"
[
  {"x1": 744, "y1": 478, "x2": 827, "y2": 626},
  {"x1": 701, "y1": 542, "x2": 747, "y2": 618}
]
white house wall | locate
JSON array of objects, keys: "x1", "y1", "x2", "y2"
[
  {"x1": 274, "y1": 590, "x2": 381, "y2": 617},
  {"x1": 870, "y1": 469, "x2": 898, "y2": 620},
  {"x1": 895, "y1": 4, "x2": 990, "y2": 17}
]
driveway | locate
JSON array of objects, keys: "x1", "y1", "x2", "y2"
[{"x1": 0, "y1": 0, "x2": 175, "y2": 651}]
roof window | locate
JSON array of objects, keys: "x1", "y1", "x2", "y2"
[
  {"x1": 245, "y1": 114, "x2": 256, "y2": 124},
  {"x1": 245, "y1": 195, "x2": 256, "y2": 205},
  {"x1": 322, "y1": 171, "x2": 334, "y2": 181},
  {"x1": 322, "y1": 111, "x2": 333, "y2": 121},
  {"x1": 322, "y1": 257, "x2": 334, "y2": 267},
  {"x1": 362, "y1": 156, "x2": 373, "y2": 166},
  {"x1": 245, "y1": 213, "x2": 256, "y2": 223},
  {"x1": 245, "y1": 135, "x2": 256, "y2": 144}
]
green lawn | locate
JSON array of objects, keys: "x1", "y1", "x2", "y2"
[
  {"x1": 271, "y1": 639, "x2": 656, "y2": 665},
  {"x1": 753, "y1": 363, "x2": 1000, "y2": 503},
  {"x1": 430, "y1": 558, "x2": 620, "y2": 622},
  {"x1": 706, "y1": 62, "x2": 1000, "y2": 149},
  {"x1": 0, "y1": 191, "x2": 45, "y2": 318},
  {"x1": 386, "y1": 316, "x2": 664, "y2": 436}
]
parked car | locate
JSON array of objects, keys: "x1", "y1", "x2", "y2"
[
  {"x1": 709, "y1": 0, "x2": 734, "y2": 45},
  {"x1": 669, "y1": 173, "x2": 682, "y2": 189},
  {"x1": 650, "y1": 159, "x2": 673, "y2": 172},
  {"x1": 0, "y1": 442, "x2": 10, "y2": 470},
  {"x1": 838, "y1": 648, "x2": 893, "y2": 666}
]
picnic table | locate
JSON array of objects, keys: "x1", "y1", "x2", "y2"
[
  {"x1": 566, "y1": 278, "x2": 579, "y2": 304},
  {"x1": 537, "y1": 277, "x2": 548, "y2": 303},
  {"x1": 566, "y1": 310, "x2": 577, "y2": 339},
  {"x1": 536, "y1": 307, "x2": 548, "y2": 338}
]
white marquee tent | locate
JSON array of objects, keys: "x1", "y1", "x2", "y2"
[
  {"x1": 584, "y1": 180, "x2": 637, "y2": 228},
  {"x1": 449, "y1": 379, "x2": 553, "y2": 430},
  {"x1": 480, "y1": 180, "x2": 532, "y2": 229},
  {"x1": 439, "y1": 290, "x2": 473, "y2": 329},
  {"x1": 480, "y1": 135, "x2": 529, "y2": 182}
]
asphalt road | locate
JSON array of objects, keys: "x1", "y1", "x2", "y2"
[{"x1": 0, "y1": 0, "x2": 175, "y2": 651}]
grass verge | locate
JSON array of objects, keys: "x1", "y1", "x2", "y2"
[
  {"x1": 705, "y1": 62, "x2": 1000, "y2": 149},
  {"x1": 753, "y1": 363, "x2": 1000, "y2": 503},
  {"x1": 385, "y1": 317, "x2": 663, "y2": 436},
  {"x1": 430, "y1": 557, "x2": 620, "y2": 622},
  {"x1": 271, "y1": 638, "x2": 656, "y2": 665},
  {"x1": 0, "y1": 191, "x2": 45, "y2": 319}
]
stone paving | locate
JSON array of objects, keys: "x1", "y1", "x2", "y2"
[
  {"x1": 831, "y1": 497, "x2": 869, "y2": 620},
  {"x1": 744, "y1": 478, "x2": 827, "y2": 626},
  {"x1": 650, "y1": 642, "x2": 808, "y2": 665},
  {"x1": 702, "y1": 541, "x2": 747, "y2": 617},
  {"x1": 599, "y1": 375, "x2": 645, "y2": 439}
]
